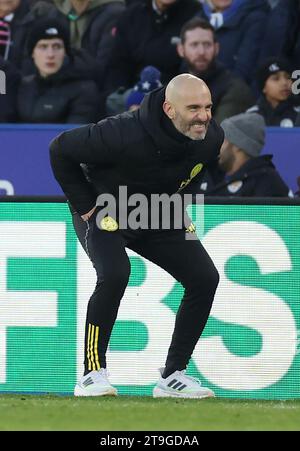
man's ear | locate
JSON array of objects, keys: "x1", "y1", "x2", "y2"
[
  {"x1": 177, "y1": 42, "x2": 184, "y2": 58},
  {"x1": 163, "y1": 101, "x2": 175, "y2": 120}
]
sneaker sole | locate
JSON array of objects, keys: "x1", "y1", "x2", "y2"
[
  {"x1": 74, "y1": 385, "x2": 118, "y2": 397},
  {"x1": 153, "y1": 387, "x2": 215, "y2": 399}
]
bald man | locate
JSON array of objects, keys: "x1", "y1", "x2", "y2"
[{"x1": 50, "y1": 74, "x2": 224, "y2": 399}]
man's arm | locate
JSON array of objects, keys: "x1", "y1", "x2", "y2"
[{"x1": 49, "y1": 120, "x2": 122, "y2": 215}]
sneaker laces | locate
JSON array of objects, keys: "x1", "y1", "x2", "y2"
[
  {"x1": 93, "y1": 368, "x2": 109, "y2": 382},
  {"x1": 179, "y1": 370, "x2": 202, "y2": 386}
]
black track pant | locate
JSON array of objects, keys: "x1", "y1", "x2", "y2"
[{"x1": 73, "y1": 212, "x2": 219, "y2": 377}]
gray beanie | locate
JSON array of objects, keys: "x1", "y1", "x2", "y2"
[{"x1": 220, "y1": 113, "x2": 266, "y2": 157}]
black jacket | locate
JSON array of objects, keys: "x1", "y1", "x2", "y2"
[
  {"x1": 50, "y1": 87, "x2": 224, "y2": 216},
  {"x1": 105, "y1": 0, "x2": 202, "y2": 91},
  {"x1": 200, "y1": 155, "x2": 290, "y2": 197},
  {"x1": 0, "y1": 57, "x2": 20, "y2": 122},
  {"x1": 247, "y1": 95, "x2": 300, "y2": 127},
  {"x1": 17, "y1": 60, "x2": 100, "y2": 124},
  {"x1": 2, "y1": 0, "x2": 31, "y2": 67}
]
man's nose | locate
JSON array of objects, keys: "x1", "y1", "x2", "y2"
[
  {"x1": 196, "y1": 44, "x2": 205, "y2": 55},
  {"x1": 196, "y1": 109, "x2": 209, "y2": 122},
  {"x1": 46, "y1": 48, "x2": 55, "y2": 57}
]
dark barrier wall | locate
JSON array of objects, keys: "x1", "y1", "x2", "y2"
[
  {"x1": 0, "y1": 197, "x2": 299, "y2": 398},
  {"x1": 0, "y1": 125, "x2": 299, "y2": 195}
]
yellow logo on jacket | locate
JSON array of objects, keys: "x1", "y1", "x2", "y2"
[
  {"x1": 100, "y1": 216, "x2": 119, "y2": 232},
  {"x1": 178, "y1": 163, "x2": 203, "y2": 192}
]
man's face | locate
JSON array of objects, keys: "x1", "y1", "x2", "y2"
[
  {"x1": 32, "y1": 39, "x2": 66, "y2": 78},
  {"x1": 211, "y1": 0, "x2": 232, "y2": 11},
  {"x1": 178, "y1": 28, "x2": 219, "y2": 74},
  {"x1": 170, "y1": 89, "x2": 213, "y2": 140},
  {"x1": 263, "y1": 71, "x2": 292, "y2": 104},
  {"x1": 218, "y1": 139, "x2": 235, "y2": 172},
  {"x1": 0, "y1": 0, "x2": 20, "y2": 17}
]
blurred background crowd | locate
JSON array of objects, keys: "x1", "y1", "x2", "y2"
[{"x1": 1, "y1": 0, "x2": 299, "y2": 196}]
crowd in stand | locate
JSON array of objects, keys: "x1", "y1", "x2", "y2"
[{"x1": 0, "y1": 0, "x2": 299, "y2": 196}]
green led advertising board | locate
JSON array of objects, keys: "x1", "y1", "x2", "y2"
[{"x1": 0, "y1": 202, "x2": 299, "y2": 399}]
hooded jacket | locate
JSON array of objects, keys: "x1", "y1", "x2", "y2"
[
  {"x1": 50, "y1": 87, "x2": 224, "y2": 216},
  {"x1": 198, "y1": 0, "x2": 270, "y2": 83},
  {"x1": 17, "y1": 59, "x2": 100, "y2": 124},
  {"x1": 200, "y1": 155, "x2": 290, "y2": 197}
]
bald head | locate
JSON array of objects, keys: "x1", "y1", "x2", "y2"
[
  {"x1": 163, "y1": 73, "x2": 212, "y2": 140},
  {"x1": 165, "y1": 74, "x2": 209, "y2": 105}
]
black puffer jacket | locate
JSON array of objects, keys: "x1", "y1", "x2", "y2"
[
  {"x1": 200, "y1": 155, "x2": 290, "y2": 197},
  {"x1": 17, "y1": 60, "x2": 100, "y2": 124},
  {"x1": 105, "y1": 0, "x2": 202, "y2": 91},
  {"x1": 50, "y1": 87, "x2": 224, "y2": 215}
]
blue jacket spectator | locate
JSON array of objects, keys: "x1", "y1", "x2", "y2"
[
  {"x1": 259, "y1": 0, "x2": 300, "y2": 68},
  {"x1": 198, "y1": 0, "x2": 270, "y2": 84}
]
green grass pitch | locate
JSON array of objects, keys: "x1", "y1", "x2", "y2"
[{"x1": 0, "y1": 395, "x2": 300, "y2": 431}]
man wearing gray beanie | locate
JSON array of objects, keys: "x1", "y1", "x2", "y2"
[{"x1": 199, "y1": 112, "x2": 291, "y2": 196}]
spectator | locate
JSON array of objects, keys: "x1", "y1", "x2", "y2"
[
  {"x1": 106, "y1": 65, "x2": 162, "y2": 115},
  {"x1": 0, "y1": 56, "x2": 19, "y2": 121},
  {"x1": 177, "y1": 17, "x2": 254, "y2": 124},
  {"x1": 259, "y1": 0, "x2": 300, "y2": 69},
  {"x1": 17, "y1": 18, "x2": 100, "y2": 124},
  {"x1": 247, "y1": 57, "x2": 300, "y2": 127},
  {"x1": 31, "y1": 0, "x2": 126, "y2": 85},
  {"x1": 0, "y1": 0, "x2": 56, "y2": 70},
  {"x1": 200, "y1": 113, "x2": 290, "y2": 196},
  {"x1": 0, "y1": 0, "x2": 31, "y2": 67},
  {"x1": 126, "y1": 66, "x2": 162, "y2": 111},
  {"x1": 104, "y1": 0, "x2": 202, "y2": 92},
  {"x1": 198, "y1": 0, "x2": 270, "y2": 84}
]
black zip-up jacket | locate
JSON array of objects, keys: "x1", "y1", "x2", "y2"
[
  {"x1": 201, "y1": 155, "x2": 290, "y2": 197},
  {"x1": 50, "y1": 87, "x2": 224, "y2": 217},
  {"x1": 17, "y1": 60, "x2": 100, "y2": 124}
]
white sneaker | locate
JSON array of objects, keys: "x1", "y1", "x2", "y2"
[
  {"x1": 153, "y1": 368, "x2": 215, "y2": 399},
  {"x1": 74, "y1": 369, "x2": 118, "y2": 397}
]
